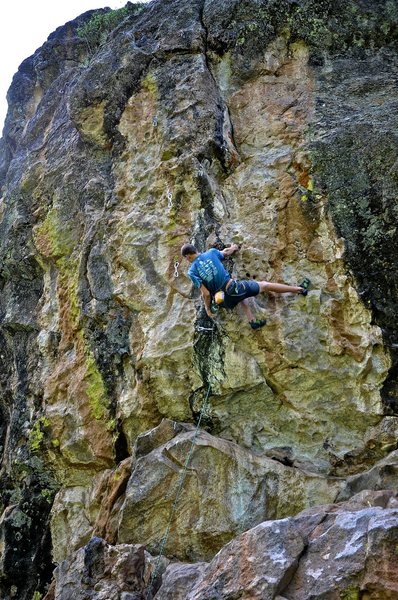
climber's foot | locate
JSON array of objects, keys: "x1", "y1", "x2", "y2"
[
  {"x1": 250, "y1": 319, "x2": 267, "y2": 330},
  {"x1": 299, "y1": 278, "x2": 311, "y2": 296}
]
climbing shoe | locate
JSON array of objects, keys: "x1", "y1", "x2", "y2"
[
  {"x1": 299, "y1": 278, "x2": 311, "y2": 296},
  {"x1": 250, "y1": 319, "x2": 267, "y2": 330}
]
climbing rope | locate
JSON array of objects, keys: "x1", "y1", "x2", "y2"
[{"x1": 149, "y1": 381, "x2": 212, "y2": 588}]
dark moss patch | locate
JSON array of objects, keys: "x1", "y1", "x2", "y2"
[
  {"x1": 204, "y1": 0, "x2": 398, "y2": 83},
  {"x1": 311, "y1": 123, "x2": 398, "y2": 413},
  {"x1": 0, "y1": 457, "x2": 58, "y2": 600}
]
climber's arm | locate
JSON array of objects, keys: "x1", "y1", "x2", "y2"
[
  {"x1": 221, "y1": 243, "x2": 240, "y2": 258},
  {"x1": 200, "y1": 284, "x2": 213, "y2": 318}
]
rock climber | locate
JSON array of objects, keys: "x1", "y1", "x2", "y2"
[{"x1": 180, "y1": 243, "x2": 310, "y2": 330}]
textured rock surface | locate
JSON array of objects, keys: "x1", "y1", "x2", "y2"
[
  {"x1": 337, "y1": 450, "x2": 398, "y2": 502},
  {"x1": 52, "y1": 493, "x2": 398, "y2": 600},
  {"x1": 47, "y1": 537, "x2": 152, "y2": 600},
  {"x1": 118, "y1": 420, "x2": 341, "y2": 560},
  {"x1": 0, "y1": 0, "x2": 398, "y2": 598},
  {"x1": 154, "y1": 491, "x2": 398, "y2": 600}
]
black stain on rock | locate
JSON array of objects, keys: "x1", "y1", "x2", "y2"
[{"x1": 311, "y1": 84, "x2": 398, "y2": 414}]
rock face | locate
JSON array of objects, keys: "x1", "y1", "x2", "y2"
[
  {"x1": 117, "y1": 420, "x2": 341, "y2": 561},
  {"x1": 45, "y1": 491, "x2": 398, "y2": 600},
  {"x1": 47, "y1": 538, "x2": 150, "y2": 600},
  {"x1": 0, "y1": 0, "x2": 398, "y2": 598},
  {"x1": 155, "y1": 490, "x2": 398, "y2": 600}
]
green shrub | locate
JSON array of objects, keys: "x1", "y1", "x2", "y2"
[
  {"x1": 77, "y1": 3, "x2": 145, "y2": 54},
  {"x1": 29, "y1": 417, "x2": 50, "y2": 452}
]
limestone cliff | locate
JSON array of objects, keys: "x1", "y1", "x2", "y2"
[{"x1": 0, "y1": 1, "x2": 398, "y2": 598}]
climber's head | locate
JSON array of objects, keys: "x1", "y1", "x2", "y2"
[{"x1": 181, "y1": 243, "x2": 199, "y2": 262}]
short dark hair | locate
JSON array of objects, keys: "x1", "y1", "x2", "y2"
[{"x1": 181, "y1": 243, "x2": 198, "y2": 257}]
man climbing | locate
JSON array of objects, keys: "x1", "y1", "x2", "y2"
[{"x1": 180, "y1": 243, "x2": 310, "y2": 330}]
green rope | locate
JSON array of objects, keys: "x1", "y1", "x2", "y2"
[{"x1": 149, "y1": 382, "x2": 212, "y2": 588}]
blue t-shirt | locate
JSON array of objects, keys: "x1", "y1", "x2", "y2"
[{"x1": 188, "y1": 248, "x2": 230, "y2": 294}]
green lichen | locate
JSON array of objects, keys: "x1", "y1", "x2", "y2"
[
  {"x1": 40, "y1": 489, "x2": 54, "y2": 504},
  {"x1": 236, "y1": 20, "x2": 263, "y2": 46},
  {"x1": 58, "y1": 257, "x2": 81, "y2": 329},
  {"x1": 215, "y1": 0, "x2": 398, "y2": 69},
  {"x1": 84, "y1": 349, "x2": 109, "y2": 421},
  {"x1": 29, "y1": 417, "x2": 50, "y2": 452},
  {"x1": 142, "y1": 72, "x2": 158, "y2": 99},
  {"x1": 161, "y1": 148, "x2": 175, "y2": 161},
  {"x1": 288, "y1": 9, "x2": 332, "y2": 48},
  {"x1": 107, "y1": 417, "x2": 117, "y2": 433},
  {"x1": 35, "y1": 205, "x2": 114, "y2": 432},
  {"x1": 34, "y1": 206, "x2": 81, "y2": 328},
  {"x1": 80, "y1": 336, "x2": 114, "y2": 432},
  {"x1": 33, "y1": 207, "x2": 76, "y2": 260},
  {"x1": 77, "y1": 4, "x2": 145, "y2": 55},
  {"x1": 340, "y1": 587, "x2": 360, "y2": 600},
  {"x1": 299, "y1": 175, "x2": 317, "y2": 203},
  {"x1": 34, "y1": 208, "x2": 81, "y2": 324}
]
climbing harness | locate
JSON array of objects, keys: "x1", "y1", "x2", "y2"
[
  {"x1": 174, "y1": 261, "x2": 180, "y2": 278},
  {"x1": 149, "y1": 382, "x2": 213, "y2": 589}
]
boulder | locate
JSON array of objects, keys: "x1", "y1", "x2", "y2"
[
  {"x1": 154, "y1": 492, "x2": 398, "y2": 599},
  {"x1": 49, "y1": 538, "x2": 150, "y2": 600},
  {"x1": 118, "y1": 421, "x2": 341, "y2": 561}
]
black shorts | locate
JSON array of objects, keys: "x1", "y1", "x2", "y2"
[{"x1": 222, "y1": 279, "x2": 260, "y2": 309}]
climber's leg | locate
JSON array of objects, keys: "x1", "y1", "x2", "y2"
[
  {"x1": 240, "y1": 298, "x2": 255, "y2": 322},
  {"x1": 258, "y1": 281, "x2": 305, "y2": 294}
]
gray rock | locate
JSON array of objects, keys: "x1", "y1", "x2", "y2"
[
  {"x1": 154, "y1": 499, "x2": 398, "y2": 599},
  {"x1": 118, "y1": 425, "x2": 340, "y2": 561},
  {"x1": 337, "y1": 450, "x2": 398, "y2": 501},
  {"x1": 52, "y1": 539, "x2": 147, "y2": 600},
  {"x1": 154, "y1": 562, "x2": 207, "y2": 600}
]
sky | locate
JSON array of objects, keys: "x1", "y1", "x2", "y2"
[{"x1": 0, "y1": 1, "x2": 151, "y2": 135}]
